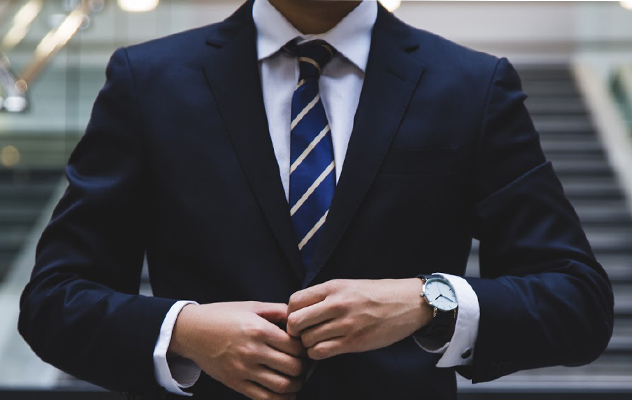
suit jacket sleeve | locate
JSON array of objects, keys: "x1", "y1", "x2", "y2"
[
  {"x1": 460, "y1": 58, "x2": 614, "y2": 382},
  {"x1": 18, "y1": 48, "x2": 177, "y2": 399}
]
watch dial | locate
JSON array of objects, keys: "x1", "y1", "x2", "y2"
[{"x1": 425, "y1": 280, "x2": 457, "y2": 311}]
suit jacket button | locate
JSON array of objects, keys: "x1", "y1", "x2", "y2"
[{"x1": 461, "y1": 348, "x2": 472, "y2": 359}]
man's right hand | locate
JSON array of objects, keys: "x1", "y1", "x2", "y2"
[{"x1": 168, "y1": 302, "x2": 306, "y2": 400}]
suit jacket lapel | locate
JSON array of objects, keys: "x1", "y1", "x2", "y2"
[
  {"x1": 201, "y1": 1, "x2": 304, "y2": 282},
  {"x1": 304, "y1": 7, "x2": 426, "y2": 286}
]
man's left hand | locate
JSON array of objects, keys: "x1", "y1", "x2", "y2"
[{"x1": 286, "y1": 279, "x2": 432, "y2": 360}]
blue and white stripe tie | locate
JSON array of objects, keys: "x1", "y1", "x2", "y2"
[{"x1": 284, "y1": 40, "x2": 336, "y2": 269}]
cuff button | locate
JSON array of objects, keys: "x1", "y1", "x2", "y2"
[{"x1": 461, "y1": 348, "x2": 472, "y2": 359}]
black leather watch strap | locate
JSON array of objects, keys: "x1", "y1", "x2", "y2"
[
  {"x1": 415, "y1": 308, "x2": 456, "y2": 342},
  {"x1": 415, "y1": 275, "x2": 457, "y2": 344}
]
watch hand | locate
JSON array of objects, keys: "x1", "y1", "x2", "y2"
[{"x1": 438, "y1": 294, "x2": 456, "y2": 304}]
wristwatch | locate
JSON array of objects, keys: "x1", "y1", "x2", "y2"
[{"x1": 415, "y1": 275, "x2": 458, "y2": 343}]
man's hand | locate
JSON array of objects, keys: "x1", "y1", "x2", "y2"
[
  {"x1": 287, "y1": 279, "x2": 431, "y2": 360},
  {"x1": 169, "y1": 302, "x2": 306, "y2": 400}
]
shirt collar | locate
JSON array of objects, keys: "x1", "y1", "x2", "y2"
[{"x1": 253, "y1": 0, "x2": 377, "y2": 73}]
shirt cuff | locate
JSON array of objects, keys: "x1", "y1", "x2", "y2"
[
  {"x1": 153, "y1": 300, "x2": 201, "y2": 396},
  {"x1": 413, "y1": 273, "x2": 479, "y2": 367}
]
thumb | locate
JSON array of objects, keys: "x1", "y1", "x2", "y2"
[{"x1": 252, "y1": 302, "x2": 289, "y2": 325}]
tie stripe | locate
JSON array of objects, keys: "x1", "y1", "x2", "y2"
[
  {"x1": 298, "y1": 210, "x2": 329, "y2": 251},
  {"x1": 321, "y1": 44, "x2": 334, "y2": 58},
  {"x1": 290, "y1": 125, "x2": 330, "y2": 174},
  {"x1": 290, "y1": 161, "x2": 335, "y2": 216},
  {"x1": 291, "y1": 93, "x2": 320, "y2": 130},
  {"x1": 298, "y1": 56, "x2": 321, "y2": 72},
  {"x1": 286, "y1": 39, "x2": 337, "y2": 269}
]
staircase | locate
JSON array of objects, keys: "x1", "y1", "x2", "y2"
[
  {"x1": 459, "y1": 66, "x2": 632, "y2": 399},
  {"x1": 0, "y1": 134, "x2": 71, "y2": 283}
]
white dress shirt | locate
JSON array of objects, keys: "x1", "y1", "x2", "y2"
[{"x1": 153, "y1": 0, "x2": 480, "y2": 395}]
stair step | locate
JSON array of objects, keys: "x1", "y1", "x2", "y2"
[
  {"x1": 608, "y1": 319, "x2": 632, "y2": 353},
  {"x1": 551, "y1": 160, "x2": 614, "y2": 177},
  {"x1": 563, "y1": 188, "x2": 624, "y2": 201},
  {"x1": 522, "y1": 82, "x2": 580, "y2": 97},
  {"x1": 0, "y1": 198, "x2": 55, "y2": 209},
  {"x1": 0, "y1": 228, "x2": 30, "y2": 252},
  {"x1": 525, "y1": 99, "x2": 587, "y2": 115},
  {"x1": 583, "y1": 229, "x2": 632, "y2": 254},
  {"x1": 540, "y1": 132, "x2": 599, "y2": 142},
  {"x1": 0, "y1": 168, "x2": 63, "y2": 184},
  {"x1": 574, "y1": 202, "x2": 632, "y2": 226},
  {"x1": 457, "y1": 353, "x2": 632, "y2": 393},
  {"x1": 613, "y1": 291, "x2": 632, "y2": 317},
  {"x1": 533, "y1": 117, "x2": 594, "y2": 134},
  {"x1": 517, "y1": 68, "x2": 574, "y2": 81},
  {"x1": 546, "y1": 153, "x2": 607, "y2": 163},
  {"x1": 541, "y1": 139, "x2": 603, "y2": 155},
  {"x1": 600, "y1": 256, "x2": 632, "y2": 283},
  {"x1": 0, "y1": 253, "x2": 15, "y2": 282},
  {"x1": 0, "y1": 135, "x2": 74, "y2": 167},
  {"x1": 0, "y1": 182, "x2": 58, "y2": 196},
  {"x1": 540, "y1": 133, "x2": 602, "y2": 144},
  {"x1": 0, "y1": 145, "x2": 72, "y2": 159},
  {"x1": 0, "y1": 208, "x2": 43, "y2": 226},
  {"x1": 0, "y1": 226, "x2": 31, "y2": 237},
  {"x1": 0, "y1": 182, "x2": 61, "y2": 209}
]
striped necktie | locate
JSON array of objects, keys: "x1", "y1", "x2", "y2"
[{"x1": 284, "y1": 40, "x2": 336, "y2": 269}]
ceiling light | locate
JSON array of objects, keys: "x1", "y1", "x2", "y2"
[
  {"x1": 621, "y1": 1, "x2": 632, "y2": 10},
  {"x1": 2, "y1": 0, "x2": 43, "y2": 50},
  {"x1": 35, "y1": 9, "x2": 86, "y2": 58},
  {"x1": 117, "y1": 0, "x2": 159, "y2": 13},
  {"x1": 3, "y1": 96, "x2": 27, "y2": 113},
  {"x1": 1, "y1": 145, "x2": 21, "y2": 167},
  {"x1": 379, "y1": 0, "x2": 401, "y2": 12}
]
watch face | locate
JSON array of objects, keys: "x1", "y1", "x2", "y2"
[{"x1": 424, "y1": 279, "x2": 457, "y2": 311}]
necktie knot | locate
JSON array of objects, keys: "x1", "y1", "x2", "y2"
[{"x1": 284, "y1": 39, "x2": 336, "y2": 80}]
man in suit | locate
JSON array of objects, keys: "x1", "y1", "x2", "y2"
[{"x1": 18, "y1": 1, "x2": 614, "y2": 400}]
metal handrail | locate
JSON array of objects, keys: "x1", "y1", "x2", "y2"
[
  {"x1": 0, "y1": 51, "x2": 25, "y2": 112},
  {"x1": 0, "y1": 0, "x2": 103, "y2": 113},
  {"x1": 0, "y1": 0, "x2": 22, "y2": 25}
]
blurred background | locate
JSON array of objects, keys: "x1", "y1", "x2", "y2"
[{"x1": 0, "y1": 1, "x2": 631, "y2": 399}]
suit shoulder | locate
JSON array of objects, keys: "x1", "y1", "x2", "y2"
[
  {"x1": 120, "y1": 2, "x2": 250, "y2": 69},
  {"x1": 413, "y1": 28, "x2": 500, "y2": 74},
  {"x1": 384, "y1": 14, "x2": 501, "y2": 77},
  {"x1": 121, "y1": 24, "x2": 213, "y2": 68}
]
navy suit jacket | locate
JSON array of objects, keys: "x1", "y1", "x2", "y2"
[{"x1": 19, "y1": 2, "x2": 614, "y2": 400}]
